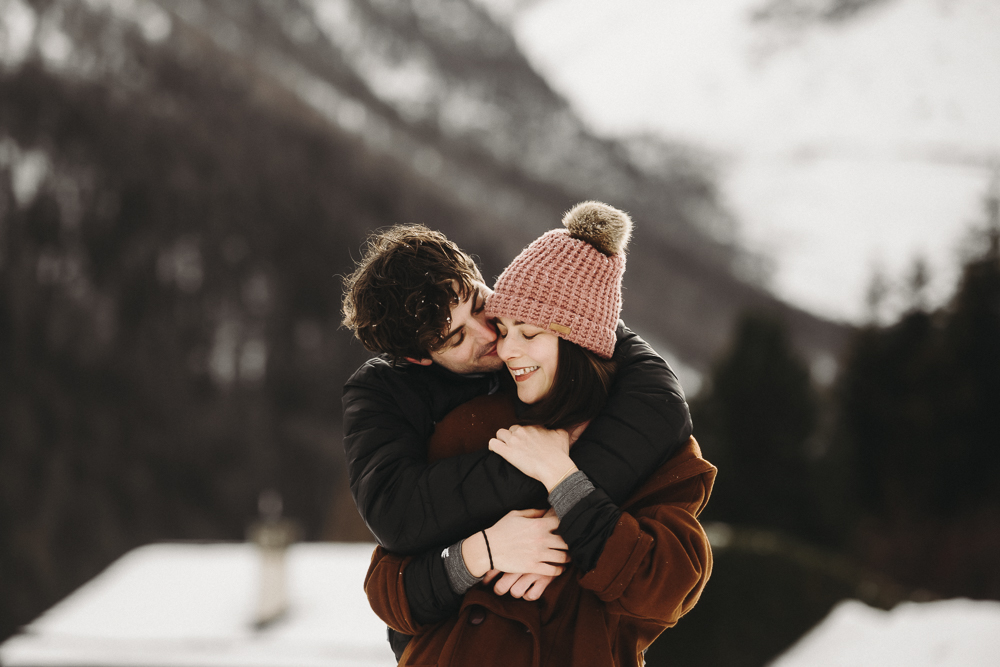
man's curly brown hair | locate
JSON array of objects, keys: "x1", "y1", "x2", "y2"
[{"x1": 342, "y1": 225, "x2": 484, "y2": 362}]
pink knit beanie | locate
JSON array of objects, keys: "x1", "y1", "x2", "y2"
[{"x1": 486, "y1": 201, "x2": 632, "y2": 359}]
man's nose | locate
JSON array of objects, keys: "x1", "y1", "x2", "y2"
[{"x1": 470, "y1": 311, "x2": 497, "y2": 342}]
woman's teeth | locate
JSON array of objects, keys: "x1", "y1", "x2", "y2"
[{"x1": 511, "y1": 366, "x2": 539, "y2": 376}]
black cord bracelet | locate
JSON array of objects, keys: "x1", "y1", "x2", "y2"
[{"x1": 481, "y1": 529, "x2": 494, "y2": 570}]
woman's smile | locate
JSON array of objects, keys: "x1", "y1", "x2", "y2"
[{"x1": 511, "y1": 365, "x2": 540, "y2": 380}]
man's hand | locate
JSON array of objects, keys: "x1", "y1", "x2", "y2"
[
  {"x1": 480, "y1": 508, "x2": 564, "y2": 601},
  {"x1": 462, "y1": 508, "x2": 568, "y2": 577}
]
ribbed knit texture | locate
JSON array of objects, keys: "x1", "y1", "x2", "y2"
[
  {"x1": 442, "y1": 539, "x2": 483, "y2": 595},
  {"x1": 486, "y1": 229, "x2": 625, "y2": 359},
  {"x1": 549, "y1": 470, "x2": 596, "y2": 520}
]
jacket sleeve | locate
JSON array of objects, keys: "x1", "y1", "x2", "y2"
[
  {"x1": 555, "y1": 486, "x2": 622, "y2": 572},
  {"x1": 364, "y1": 547, "x2": 426, "y2": 636},
  {"x1": 574, "y1": 470, "x2": 714, "y2": 626},
  {"x1": 364, "y1": 544, "x2": 464, "y2": 634},
  {"x1": 344, "y1": 371, "x2": 546, "y2": 555},
  {"x1": 570, "y1": 323, "x2": 693, "y2": 505}
]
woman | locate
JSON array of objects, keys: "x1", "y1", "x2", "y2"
[{"x1": 365, "y1": 201, "x2": 716, "y2": 667}]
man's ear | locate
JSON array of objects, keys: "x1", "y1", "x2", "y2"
[{"x1": 404, "y1": 357, "x2": 434, "y2": 366}]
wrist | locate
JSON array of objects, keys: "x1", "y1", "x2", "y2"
[
  {"x1": 542, "y1": 461, "x2": 579, "y2": 493},
  {"x1": 548, "y1": 471, "x2": 595, "y2": 519},
  {"x1": 444, "y1": 539, "x2": 483, "y2": 595},
  {"x1": 462, "y1": 531, "x2": 491, "y2": 578}
]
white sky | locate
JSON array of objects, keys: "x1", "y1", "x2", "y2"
[{"x1": 485, "y1": 0, "x2": 1000, "y2": 322}]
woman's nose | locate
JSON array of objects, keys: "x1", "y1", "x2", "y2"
[{"x1": 497, "y1": 336, "x2": 517, "y2": 361}]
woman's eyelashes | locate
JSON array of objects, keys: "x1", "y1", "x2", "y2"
[{"x1": 495, "y1": 327, "x2": 538, "y2": 340}]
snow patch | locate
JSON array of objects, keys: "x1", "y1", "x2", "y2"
[
  {"x1": 0, "y1": 0, "x2": 36, "y2": 69},
  {"x1": 0, "y1": 542, "x2": 395, "y2": 667},
  {"x1": 0, "y1": 138, "x2": 52, "y2": 208},
  {"x1": 771, "y1": 598, "x2": 1000, "y2": 667}
]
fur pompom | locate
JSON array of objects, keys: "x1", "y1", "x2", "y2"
[{"x1": 562, "y1": 201, "x2": 633, "y2": 255}]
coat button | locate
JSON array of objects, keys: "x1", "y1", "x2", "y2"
[{"x1": 468, "y1": 606, "x2": 486, "y2": 626}]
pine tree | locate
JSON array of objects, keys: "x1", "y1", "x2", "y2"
[
  {"x1": 833, "y1": 182, "x2": 1000, "y2": 598},
  {"x1": 693, "y1": 311, "x2": 825, "y2": 543},
  {"x1": 942, "y1": 186, "x2": 1000, "y2": 509}
]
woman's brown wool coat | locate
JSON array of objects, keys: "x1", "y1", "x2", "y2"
[{"x1": 365, "y1": 393, "x2": 716, "y2": 667}]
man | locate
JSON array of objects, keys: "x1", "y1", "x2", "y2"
[{"x1": 341, "y1": 224, "x2": 692, "y2": 655}]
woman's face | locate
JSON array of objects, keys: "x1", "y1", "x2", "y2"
[{"x1": 495, "y1": 316, "x2": 559, "y2": 404}]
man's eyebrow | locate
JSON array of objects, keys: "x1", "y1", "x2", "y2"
[
  {"x1": 439, "y1": 324, "x2": 465, "y2": 347},
  {"x1": 470, "y1": 289, "x2": 485, "y2": 311},
  {"x1": 437, "y1": 287, "x2": 481, "y2": 347}
]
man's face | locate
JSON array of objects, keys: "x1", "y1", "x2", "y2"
[{"x1": 429, "y1": 281, "x2": 504, "y2": 374}]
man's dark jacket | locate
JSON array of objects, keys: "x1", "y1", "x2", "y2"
[{"x1": 342, "y1": 323, "x2": 693, "y2": 555}]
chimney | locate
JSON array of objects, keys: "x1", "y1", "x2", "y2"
[{"x1": 247, "y1": 489, "x2": 301, "y2": 629}]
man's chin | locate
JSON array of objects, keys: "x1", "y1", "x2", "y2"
[
  {"x1": 476, "y1": 355, "x2": 505, "y2": 373},
  {"x1": 435, "y1": 353, "x2": 505, "y2": 375}
]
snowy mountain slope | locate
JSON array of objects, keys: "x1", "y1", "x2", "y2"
[
  {"x1": 0, "y1": 0, "x2": 847, "y2": 367},
  {"x1": 486, "y1": 0, "x2": 1000, "y2": 321}
]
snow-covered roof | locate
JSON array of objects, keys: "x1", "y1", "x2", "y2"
[
  {"x1": 0, "y1": 542, "x2": 396, "y2": 667},
  {"x1": 9, "y1": 542, "x2": 1000, "y2": 666},
  {"x1": 771, "y1": 598, "x2": 1000, "y2": 667}
]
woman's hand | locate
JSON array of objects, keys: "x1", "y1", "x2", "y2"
[
  {"x1": 490, "y1": 572, "x2": 556, "y2": 601},
  {"x1": 489, "y1": 424, "x2": 577, "y2": 492},
  {"x1": 462, "y1": 508, "x2": 569, "y2": 578},
  {"x1": 566, "y1": 420, "x2": 590, "y2": 445}
]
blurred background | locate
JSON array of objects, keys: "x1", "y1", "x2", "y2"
[{"x1": 0, "y1": 0, "x2": 997, "y2": 665}]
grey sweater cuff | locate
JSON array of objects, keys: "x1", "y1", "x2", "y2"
[
  {"x1": 549, "y1": 470, "x2": 595, "y2": 520},
  {"x1": 442, "y1": 538, "x2": 483, "y2": 595}
]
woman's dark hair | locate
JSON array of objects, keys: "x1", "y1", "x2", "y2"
[
  {"x1": 342, "y1": 225, "x2": 484, "y2": 362},
  {"x1": 519, "y1": 337, "x2": 618, "y2": 430}
]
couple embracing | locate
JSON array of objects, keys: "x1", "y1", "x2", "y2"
[{"x1": 341, "y1": 201, "x2": 716, "y2": 666}]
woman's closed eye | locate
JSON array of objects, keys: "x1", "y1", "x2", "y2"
[{"x1": 497, "y1": 329, "x2": 537, "y2": 340}]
